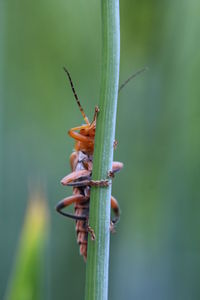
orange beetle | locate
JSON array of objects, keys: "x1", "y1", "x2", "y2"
[{"x1": 56, "y1": 68, "x2": 123, "y2": 261}]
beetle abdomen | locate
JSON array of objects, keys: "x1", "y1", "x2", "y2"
[{"x1": 75, "y1": 199, "x2": 89, "y2": 261}]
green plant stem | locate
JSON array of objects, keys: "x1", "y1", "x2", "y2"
[{"x1": 85, "y1": 0, "x2": 120, "y2": 300}]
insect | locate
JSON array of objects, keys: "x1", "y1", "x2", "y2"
[{"x1": 56, "y1": 67, "x2": 123, "y2": 261}]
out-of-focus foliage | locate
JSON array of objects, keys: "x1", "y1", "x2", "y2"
[
  {"x1": 4, "y1": 190, "x2": 49, "y2": 300},
  {"x1": 1, "y1": 0, "x2": 200, "y2": 299}
]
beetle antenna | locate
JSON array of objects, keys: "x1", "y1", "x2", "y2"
[
  {"x1": 118, "y1": 67, "x2": 148, "y2": 93},
  {"x1": 63, "y1": 67, "x2": 90, "y2": 124}
]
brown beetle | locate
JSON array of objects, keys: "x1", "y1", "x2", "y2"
[{"x1": 56, "y1": 68, "x2": 123, "y2": 261}]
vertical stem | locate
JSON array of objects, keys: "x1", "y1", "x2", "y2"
[{"x1": 85, "y1": 0, "x2": 120, "y2": 300}]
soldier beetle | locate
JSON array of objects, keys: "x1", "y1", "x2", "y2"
[{"x1": 56, "y1": 67, "x2": 123, "y2": 261}]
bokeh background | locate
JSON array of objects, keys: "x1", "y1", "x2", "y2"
[{"x1": 1, "y1": 0, "x2": 200, "y2": 299}]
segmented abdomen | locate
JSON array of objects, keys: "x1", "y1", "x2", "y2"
[
  {"x1": 72, "y1": 151, "x2": 92, "y2": 261},
  {"x1": 74, "y1": 197, "x2": 89, "y2": 261}
]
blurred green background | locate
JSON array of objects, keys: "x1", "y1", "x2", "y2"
[{"x1": 1, "y1": 0, "x2": 200, "y2": 299}]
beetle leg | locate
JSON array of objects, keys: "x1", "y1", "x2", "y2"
[
  {"x1": 56, "y1": 194, "x2": 88, "y2": 220},
  {"x1": 69, "y1": 124, "x2": 90, "y2": 131},
  {"x1": 113, "y1": 140, "x2": 118, "y2": 149},
  {"x1": 110, "y1": 221, "x2": 116, "y2": 233},
  {"x1": 67, "y1": 179, "x2": 110, "y2": 187},
  {"x1": 69, "y1": 151, "x2": 79, "y2": 171},
  {"x1": 89, "y1": 106, "x2": 100, "y2": 127},
  {"x1": 108, "y1": 170, "x2": 115, "y2": 178},
  {"x1": 61, "y1": 169, "x2": 91, "y2": 185},
  {"x1": 112, "y1": 161, "x2": 123, "y2": 173},
  {"x1": 111, "y1": 195, "x2": 120, "y2": 225},
  {"x1": 68, "y1": 130, "x2": 93, "y2": 143},
  {"x1": 68, "y1": 125, "x2": 93, "y2": 143},
  {"x1": 84, "y1": 179, "x2": 110, "y2": 187},
  {"x1": 76, "y1": 215, "x2": 96, "y2": 241},
  {"x1": 108, "y1": 161, "x2": 124, "y2": 178},
  {"x1": 82, "y1": 158, "x2": 93, "y2": 172},
  {"x1": 68, "y1": 162, "x2": 123, "y2": 186},
  {"x1": 87, "y1": 223, "x2": 96, "y2": 240}
]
